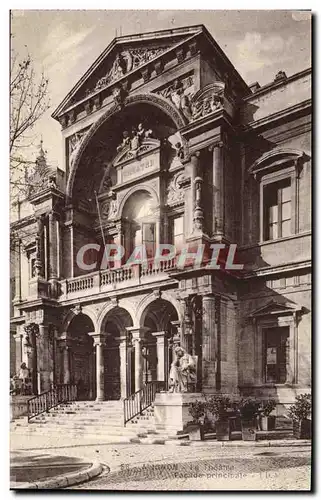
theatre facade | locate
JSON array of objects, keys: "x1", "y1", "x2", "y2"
[{"x1": 10, "y1": 25, "x2": 311, "y2": 406}]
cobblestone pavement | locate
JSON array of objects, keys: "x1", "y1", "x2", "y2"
[{"x1": 11, "y1": 435, "x2": 311, "y2": 491}]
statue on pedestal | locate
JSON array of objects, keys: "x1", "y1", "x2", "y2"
[{"x1": 168, "y1": 346, "x2": 196, "y2": 393}]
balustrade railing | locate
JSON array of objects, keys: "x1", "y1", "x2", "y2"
[
  {"x1": 100, "y1": 266, "x2": 133, "y2": 286},
  {"x1": 65, "y1": 259, "x2": 177, "y2": 296},
  {"x1": 27, "y1": 384, "x2": 77, "y2": 422},
  {"x1": 123, "y1": 381, "x2": 165, "y2": 426},
  {"x1": 67, "y1": 276, "x2": 94, "y2": 293},
  {"x1": 141, "y1": 258, "x2": 177, "y2": 277}
]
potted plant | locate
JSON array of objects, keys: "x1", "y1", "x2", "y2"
[
  {"x1": 238, "y1": 398, "x2": 261, "y2": 441},
  {"x1": 206, "y1": 395, "x2": 232, "y2": 441},
  {"x1": 288, "y1": 393, "x2": 311, "y2": 439},
  {"x1": 259, "y1": 399, "x2": 277, "y2": 431},
  {"x1": 187, "y1": 400, "x2": 206, "y2": 441}
]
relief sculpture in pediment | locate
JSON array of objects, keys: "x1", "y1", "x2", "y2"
[{"x1": 85, "y1": 46, "x2": 169, "y2": 98}]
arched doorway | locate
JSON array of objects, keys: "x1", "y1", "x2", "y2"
[
  {"x1": 67, "y1": 313, "x2": 95, "y2": 400},
  {"x1": 101, "y1": 306, "x2": 133, "y2": 399},
  {"x1": 122, "y1": 190, "x2": 157, "y2": 262},
  {"x1": 141, "y1": 298, "x2": 179, "y2": 389}
]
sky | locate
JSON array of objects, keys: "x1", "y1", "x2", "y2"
[{"x1": 10, "y1": 9, "x2": 311, "y2": 170}]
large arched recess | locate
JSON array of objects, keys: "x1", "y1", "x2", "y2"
[{"x1": 66, "y1": 93, "x2": 187, "y2": 205}]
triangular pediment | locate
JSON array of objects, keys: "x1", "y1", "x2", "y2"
[
  {"x1": 249, "y1": 299, "x2": 303, "y2": 318},
  {"x1": 52, "y1": 27, "x2": 202, "y2": 118},
  {"x1": 113, "y1": 138, "x2": 160, "y2": 167}
]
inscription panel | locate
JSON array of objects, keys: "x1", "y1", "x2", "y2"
[{"x1": 119, "y1": 151, "x2": 160, "y2": 183}]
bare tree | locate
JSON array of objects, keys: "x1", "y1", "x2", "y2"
[{"x1": 10, "y1": 44, "x2": 50, "y2": 199}]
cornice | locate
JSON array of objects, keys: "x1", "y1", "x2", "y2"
[
  {"x1": 244, "y1": 67, "x2": 311, "y2": 101},
  {"x1": 241, "y1": 259, "x2": 311, "y2": 280},
  {"x1": 241, "y1": 99, "x2": 311, "y2": 133}
]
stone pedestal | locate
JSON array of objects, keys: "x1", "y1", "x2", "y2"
[{"x1": 153, "y1": 392, "x2": 205, "y2": 433}]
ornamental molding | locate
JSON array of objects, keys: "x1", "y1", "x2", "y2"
[
  {"x1": 166, "y1": 172, "x2": 186, "y2": 206},
  {"x1": 113, "y1": 138, "x2": 160, "y2": 167}
]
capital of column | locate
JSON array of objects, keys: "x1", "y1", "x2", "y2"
[
  {"x1": 208, "y1": 141, "x2": 224, "y2": 152},
  {"x1": 58, "y1": 335, "x2": 73, "y2": 348},
  {"x1": 126, "y1": 326, "x2": 149, "y2": 341},
  {"x1": 151, "y1": 331, "x2": 166, "y2": 344},
  {"x1": 151, "y1": 331, "x2": 166, "y2": 339},
  {"x1": 202, "y1": 293, "x2": 216, "y2": 302},
  {"x1": 88, "y1": 332, "x2": 107, "y2": 347}
]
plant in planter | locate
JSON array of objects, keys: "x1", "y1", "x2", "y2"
[
  {"x1": 259, "y1": 399, "x2": 277, "y2": 431},
  {"x1": 187, "y1": 400, "x2": 206, "y2": 441},
  {"x1": 206, "y1": 395, "x2": 232, "y2": 441},
  {"x1": 238, "y1": 398, "x2": 261, "y2": 441},
  {"x1": 288, "y1": 393, "x2": 311, "y2": 439}
]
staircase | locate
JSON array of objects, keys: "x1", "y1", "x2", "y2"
[{"x1": 11, "y1": 400, "x2": 160, "y2": 444}]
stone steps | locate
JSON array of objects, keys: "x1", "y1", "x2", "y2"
[{"x1": 11, "y1": 398, "x2": 158, "y2": 442}]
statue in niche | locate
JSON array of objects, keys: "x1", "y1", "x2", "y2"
[{"x1": 168, "y1": 346, "x2": 196, "y2": 393}]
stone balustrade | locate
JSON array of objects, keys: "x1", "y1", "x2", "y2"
[{"x1": 61, "y1": 258, "x2": 177, "y2": 300}]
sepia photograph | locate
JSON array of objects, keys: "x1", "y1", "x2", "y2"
[{"x1": 9, "y1": 8, "x2": 312, "y2": 491}]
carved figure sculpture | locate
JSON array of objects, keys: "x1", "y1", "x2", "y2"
[
  {"x1": 69, "y1": 133, "x2": 83, "y2": 166},
  {"x1": 130, "y1": 128, "x2": 140, "y2": 151},
  {"x1": 117, "y1": 130, "x2": 131, "y2": 152},
  {"x1": 168, "y1": 346, "x2": 196, "y2": 393}
]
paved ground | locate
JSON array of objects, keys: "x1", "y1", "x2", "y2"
[{"x1": 11, "y1": 434, "x2": 311, "y2": 491}]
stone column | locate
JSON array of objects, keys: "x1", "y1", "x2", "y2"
[
  {"x1": 13, "y1": 332, "x2": 22, "y2": 373},
  {"x1": 127, "y1": 327, "x2": 148, "y2": 392},
  {"x1": 133, "y1": 337, "x2": 143, "y2": 392},
  {"x1": 63, "y1": 344, "x2": 71, "y2": 384},
  {"x1": 202, "y1": 294, "x2": 218, "y2": 390},
  {"x1": 37, "y1": 324, "x2": 51, "y2": 393},
  {"x1": 119, "y1": 336, "x2": 128, "y2": 399},
  {"x1": 286, "y1": 315, "x2": 297, "y2": 385},
  {"x1": 212, "y1": 142, "x2": 224, "y2": 238},
  {"x1": 35, "y1": 216, "x2": 45, "y2": 278},
  {"x1": 48, "y1": 211, "x2": 58, "y2": 279},
  {"x1": 90, "y1": 335, "x2": 106, "y2": 401},
  {"x1": 152, "y1": 331, "x2": 166, "y2": 381},
  {"x1": 190, "y1": 152, "x2": 199, "y2": 207},
  {"x1": 13, "y1": 239, "x2": 21, "y2": 303}
]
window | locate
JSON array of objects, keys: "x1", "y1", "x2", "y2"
[
  {"x1": 122, "y1": 191, "x2": 157, "y2": 260},
  {"x1": 142, "y1": 223, "x2": 156, "y2": 258},
  {"x1": 263, "y1": 179, "x2": 292, "y2": 241},
  {"x1": 264, "y1": 327, "x2": 289, "y2": 384},
  {"x1": 171, "y1": 216, "x2": 184, "y2": 251}
]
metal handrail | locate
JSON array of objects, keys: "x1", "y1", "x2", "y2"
[
  {"x1": 27, "y1": 384, "x2": 78, "y2": 422},
  {"x1": 123, "y1": 381, "x2": 165, "y2": 426}
]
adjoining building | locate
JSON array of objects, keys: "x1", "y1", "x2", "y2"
[{"x1": 10, "y1": 25, "x2": 311, "y2": 407}]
